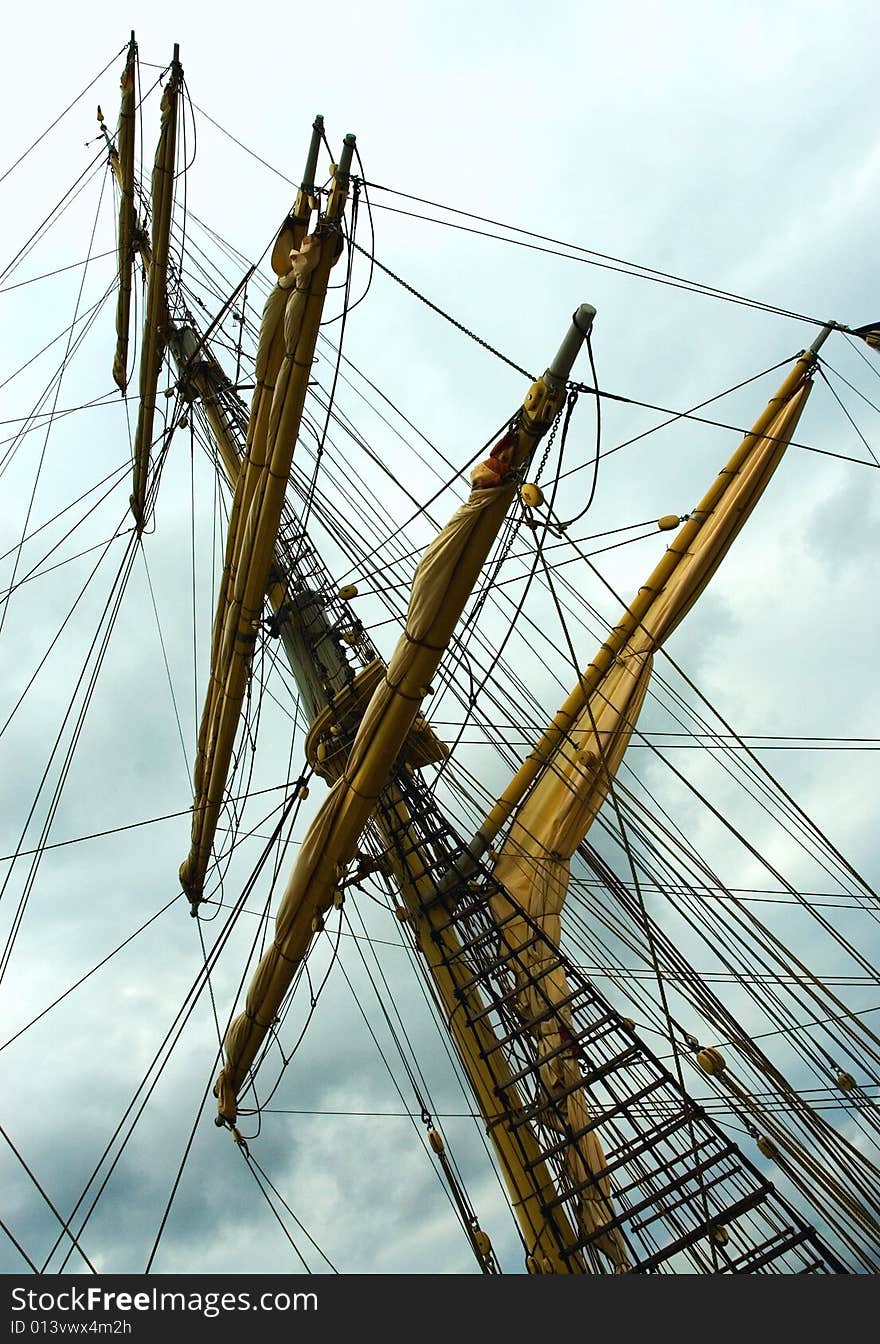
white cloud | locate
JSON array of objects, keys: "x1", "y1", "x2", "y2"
[{"x1": 1, "y1": 0, "x2": 878, "y2": 1278}]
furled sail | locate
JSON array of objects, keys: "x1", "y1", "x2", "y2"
[
  {"x1": 479, "y1": 333, "x2": 829, "y2": 860},
  {"x1": 478, "y1": 335, "x2": 827, "y2": 1266},
  {"x1": 129, "y1": 50, "x2": 182, "y2": 530},
  {"x1": 214, "y1": 308, "x2": 597, "y2": 1125},
  {"x1": 111, "y1": 35, "x2": 137, "y2": 392},
  {"x1": 179, "y1": 131, "x2": 351, "y2": 905},
  {"x1": 852, "y1": 319, "x2": 880, "y2": 351}
]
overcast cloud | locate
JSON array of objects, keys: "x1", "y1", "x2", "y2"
[{"x1": 0, "y1": 0, "x2": 878, "y2": 1277}]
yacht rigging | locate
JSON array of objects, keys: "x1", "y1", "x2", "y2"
[{"x1": 1, "y1": 37, "x2": 879, "y2": 1276}]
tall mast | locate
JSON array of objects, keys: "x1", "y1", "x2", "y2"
[
  {"x1": 108, "y1": 32, "x2": 137, "y2": 392},
  {"x1": 178, "y1": 125, "x2": 356, "y2": 906},
  {"x1": 130, "y1": 45, "x2": 182, "y2": 531}
]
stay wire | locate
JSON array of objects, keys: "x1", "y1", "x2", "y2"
[
  {"x1": 815, "y1": 365, "x2": 879, "y2": 467},
  {"x1": 238, "y1": 903, "x2": 345, "y2": 1121},
  {"x1": 0, "y1": 44, "x2": 126, "y2": 186},
  {"x1": 0, "y1": 1123, "x2": 99, "y2": 1273},
  {"x1": 184, "y1": 97, "x2": 845, "y2": 333},
  {"x1": 141, "y1": 548, "x2": 190, "y2": 772},
  {"x1": 143, "y1": 1045, "x2": 224, "y2": 1274},
  {"x1": 356, "y1": 184, "x2": 834, "y2": 329},
  {"x1": 344, "y1": 891, "x2": 476, "y2": 1209},
  {"x1": 345, "y1": 146, "x2": 375, "y2": 316},
  {"x1": 47, "y1": 791, "x2": 303, "y2": 1272},
  {"x1": 0, "y1": 284, "x2": 117, "y2": 484},
  {"x1": 0, "y1": 456, "x2": 130, "y2": 565},
  {"x1": 844, "y1": 332, "x2": 880, "y2": 381},
  {"x1": 567, "y1": 378, "x2": 878, "y2": 471},
  {"x1": 0, "y1": 250, "x2": 116, "y2": 294},
  {"x1": 350, "y1": 848, "x2": 516, "y2": 1228},
  {"x1": 329, "y1": 926, "x2": 488, "y2": 1257},
  {"x1": 0, "y1": 146, "x2": 108, "y2": 287},
  {"x1": 239, "y1": 1153, "x2": 317, "y2": 1273},
  {"x1": 0, "y1": 894, "x2": 183, "y2": 1055},
  {"x1": 0, "y1": 522, "x2": 138, "y2": 987},
  {"x1": 818, "y1": 356, "x2": 880, "y2": 418},
  {"x1": 188, "y1": 99, "x2": 296, "y2": 187},
  {"x1": 556, "y1": 336, "x2": 601, "y2": 528},
  {"x1": 239, "y1": 1152, "x2": 333, "y2": 1273},
  {"x1": 0, "y1": 1218, "x2": 40, "y2": 1274},
  {"x1": 0, "y1": 466, "x2": 131, "y2": 602}
]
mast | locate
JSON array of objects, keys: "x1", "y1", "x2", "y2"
[
  {"x1": 178, "y1": 124, "x2": 355, "y2": 906},
  {"x1": 469, "y1": 325, "x2": 833, "y2": 867},
  {"x1": 109, "y1": 32, "x2": 137, "y2": 392},
  {"x1": 130, "y1": 45, "x2": 182, "y2": 531}
]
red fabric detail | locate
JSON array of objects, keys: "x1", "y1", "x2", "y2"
[{"x1": 472, "y1": 430, "x2": 517, "y2": 490}]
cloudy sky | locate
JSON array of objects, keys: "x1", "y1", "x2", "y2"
[{"x1": 1, "y1": 0, "x2": 879, "y2": 1279}]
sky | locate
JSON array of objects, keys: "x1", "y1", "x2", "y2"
[{"x1": 0, "y1": 0, "x2": 879, "y2": 1280}]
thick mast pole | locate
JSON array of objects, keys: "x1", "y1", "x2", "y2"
[
  {"x1": 107, "y1": 32, "x2": 137, "y2": 391},
  {"x1": 130, "y1": 45, "x2": 182, "y2": 531},
  {"x1": 179, "y1": 127, "x2": 355, "y2": 905}
]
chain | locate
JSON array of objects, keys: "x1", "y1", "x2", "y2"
[
  {"x1": 533, "y1": 399, "x2": 566, "y2": 483},
  {"x1": 346, "y1": 237, "x2": 535, "y2": 381}
]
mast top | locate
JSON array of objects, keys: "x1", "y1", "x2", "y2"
[
  {"x1": 301, "y1": 117, "x2": 324, "y2": 194},
  {"x1": 543, "y1": 303, "x2": 596, "y2": 394},
  {"x1": 334, "y1": 133, "x2": 357, "y2": 189},
  {"x1": 808, "y1": 322, "x2": 833, "y2": 354}
]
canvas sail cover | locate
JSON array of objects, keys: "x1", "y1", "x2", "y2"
[
  {"x1": 111, "y1": 41, "x2": 137, "y2": 392},
  {"x1": 479, "y1": 346, "x2": 822, "y2": 846},
  {"x1": 180, "y1": 232, "x2": 339, "y2": 904},
  {"x1": 493, "y1": 368, "x2": 815, "y2": 912},
  {"x1": 852, "y1": 320, "x2": 880, "y2": 351},
  {"x1": 129, "y1": 60, "x2": 181, "y2": 529}
]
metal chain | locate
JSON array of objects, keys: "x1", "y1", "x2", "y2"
[
  {"x1": 533, "y1": 400, "x2": 566, "y2": 483},
  {"x1": 347, "y1": 237, "x2": 535, "y2": 381}
]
